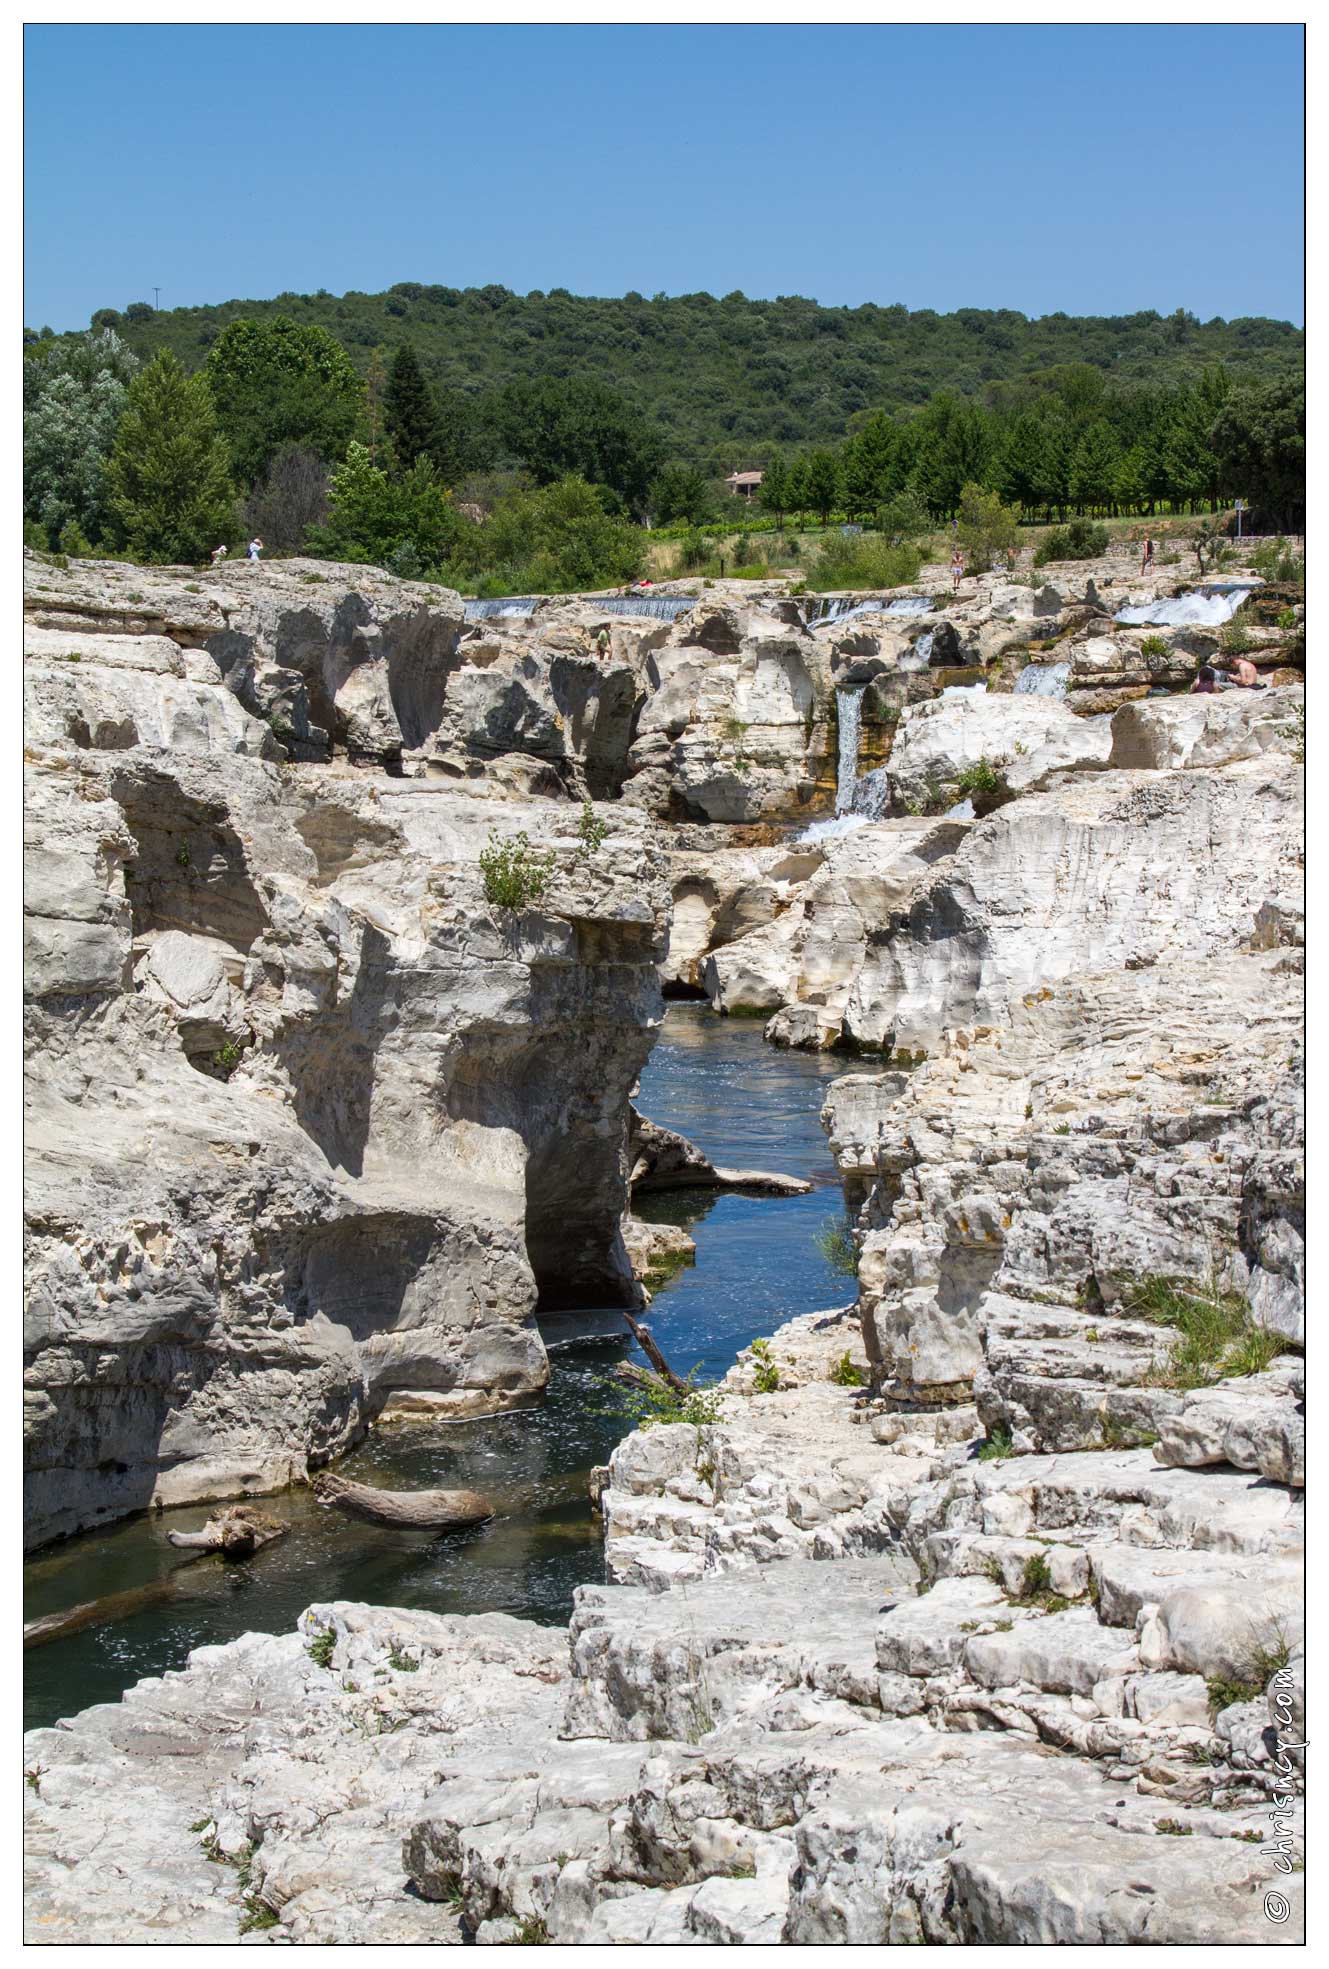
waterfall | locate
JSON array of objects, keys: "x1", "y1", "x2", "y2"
[
  {"x1": 802, "y1": 595, "x2": 933, "y2": 630},
  {"x1": 464, "y1": 593, "x2": 697, "y2": 624},
  {"x1": 1114, "y1": 581, "x2": 1261, "y2": 630},
  {"x1": 595, "y1": 595, "x2": 696, "y2": 620},
  {"x1": 1015, "y1": 660, "x2": 1071, "y2": 698},
  {"x1": 796, "y1": 812, "x2": 872, "y2": 846},
  {"x1": 900, "y1": 630, "x2": 933, "y2": 673},
  {"x1": 848, "y1": 765, "x2": 891, "y2": 820},
  {"x1": 464, "y1": 597, "x2": 540, "y2": 621},
  {"x1": 834, "y1": 687, "x2": 865, "y2": 812}
]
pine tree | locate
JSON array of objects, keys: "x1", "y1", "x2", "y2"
[
  {"x1": 384, "y1": 345, "x2": 440, "y2": 471},
  {"x1": 107, "y1": 350, "x2": 238, "y2": 562}
]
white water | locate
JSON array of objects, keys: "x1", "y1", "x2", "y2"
[
  {"x1": 804, "y1": 595, "x2": 934, "y2": 630},
  {"x1": 941, "y1": 682, "x2": 987, "y2": 697},
  {"x1": 464, "y1": 597, "x2": 540, "y2": 621},
  {"x1": 596, "y1": 595, "x2": 696, "y2": 620},
  {"x1": 1015, "y1": 660, "x2": 1071, "y2": 698},
  {"x1": 1114, "y1": 581, "x2": 1261, "y2": 629},
  {"x1": 900, "y1": 630, "x2": 934, "y2": 672},
  {"x1": 796, "y1": 811, "x2": 872, "y2": 846},
  {"x1": 834, "y1": 687, "x2": 865, "y2": 811}
]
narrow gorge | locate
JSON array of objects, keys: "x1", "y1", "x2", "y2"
[{"x1": 23, "y1": 540, "x2": 1304, "y2": 1943}]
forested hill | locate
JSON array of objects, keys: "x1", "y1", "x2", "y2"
[{"x1": 47, "y1": 285, "x2": 1304, "y2": 470}]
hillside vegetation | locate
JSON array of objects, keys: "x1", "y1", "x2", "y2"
[{"x1": 33, "y1": 284, "x2": 1303, "y2": 469}]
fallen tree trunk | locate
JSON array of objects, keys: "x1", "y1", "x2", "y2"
[
  {"x1": 24, "y1": 1576, "x2": 183, "y2": 1650},
  {"x1": 620, "y1": 1306, "x2": 689, "y2": 1394},
  {"x1": 312, "y1": 1472, "x2": 493, "y2": 1530},
  {"x1": 164, "y1": 1504, "x2": 287, "y2": 1557}
]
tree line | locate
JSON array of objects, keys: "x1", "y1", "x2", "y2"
[
  {"x1": 29, "y1": 281, "x2": 1302, "y2": 466},
  {"x1": 23, "y1": 312, "x2": 1305, "y2": 594}
]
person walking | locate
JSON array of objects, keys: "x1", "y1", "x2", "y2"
[
  {"x1": 1140, "y1": 534, "x2": 1154, "y2": 575},
  {"x1": 595, "y1": 626, "x2": 611, "y2": 663},
  {"x1": 211, "y1": 543, "x2": 229, "y2": 567},
  {"x1": 248, "y1": 537, "x2": 264, "y2": 565}
]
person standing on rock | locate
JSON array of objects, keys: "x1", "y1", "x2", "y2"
[
  {"x1": 951, "y1": 547, "x2": 964, "y2": 594},
  {"x1": 211, "y1": 543, "x2": 228, "y2": 567},
  {"x1": 1140, "y1": 534, "x2": 1154, "y2": 575},
  {"x1": 595, "y1": 626, "x2": 611, "y2": 663},
  {"x1": 248, "y1": 537, "x2": 264, "y2": 565}
]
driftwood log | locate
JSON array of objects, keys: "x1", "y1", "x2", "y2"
[
  {"x1": 312, "y1": 1471, "x2": 493, "y2": 1530},
  {"x1": 25, "y1": 1508, "x2": 287, "y2": 1651},
  {"x1": 164, "y1": 1503, "x2": 288, "y2": 1557}
]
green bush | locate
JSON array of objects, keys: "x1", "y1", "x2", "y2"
[
  {"x1": 828, "y1": 1351, "x2": 866, "y2": 1387},
  {"x1": 808, "y1": 532, "x2": 923, "y2": 591},
  {"x1": 953, "y1": 757, "x2": 1006, "y2": 801},
  {"x1": 597, "y1": 1366, "x2": 725, "y2": 1430},
  {"x1": 814, "y1": 1218, "x2": 859, "y2": 1277},
  {"x1": 1032, "y1": 520, "x2": 1109, "y2": 567},
  {"x1": 1251, "y1": 537, "x2": 1304, "y2": 586},
  {"x1": 1139, "y1": 634, "x2": 1170, "y2": 659},
  {"x1": 479, "y1": 830, "x2": 557, "y2": 909}
]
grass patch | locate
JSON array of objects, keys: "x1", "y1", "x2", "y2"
[
  {"x1": 239, "y1": 1897, "x2": 279, "y2": 1934},
  {"x1": 1126, "y1": 1275, "x2": 1290, "y2": 1391},
  {"x1": 387, "y1": 1646, "x2": 420, "y2": 1672}
]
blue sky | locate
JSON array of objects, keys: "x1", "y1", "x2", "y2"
[{"x1": 25, "y1": 23, "x2": 1304, "y2": 331}]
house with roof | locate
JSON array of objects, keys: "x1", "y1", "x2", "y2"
[{"x1": 723, "y1": 470, "x2": 764, "y2": 501}]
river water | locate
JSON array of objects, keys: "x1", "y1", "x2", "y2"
[{"x1": 24, "y1": 1006, "x2": 851, "y2": 1731}]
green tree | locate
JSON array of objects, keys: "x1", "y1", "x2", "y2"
[
  {"x1": 758, "y1": 454, "x2": 789, "y2": 528},
  {"x1": 804, "y1": 449, "x2": 842, "y2": 524},
  {"x1": 649, "y1": 460, "x2": 715, "y2": 526},
  {"x1": 1208, "y1": 380, "x2": 1305, "y2": 531},
  {"x1": 841, "y1": 411, "x2": 904, "y2": 521},
  {"x1": 912, "y1": 394, "x2": 992, "y2": 518},
  {"x1": 204, "y1": 315, "x2": 363, "y2": 484},
  {"x1": 384, "y1": 343, "x2": 440, "y2": 471},
  {"x1": 956, "y1": 482, "x2": 1020, "y2": 572},
  {"x1": 23, "y1": 328, "x2": 139, "y2": 545},
  {"x1": 489, "y1": 378, "x2": 664, "y2": 509},
  {"x1": 107, "y1": 349, "x2": 239, "y2": 562},
  {"x1": 447, "y1": 476, "x2": 644, "y2": 593},
  {"x1": 1069, "y1": 420, "x2": 1122, "y2": 513},
  {"x1": 306, "y1": 441, "x2": 464, "y2": 567}
]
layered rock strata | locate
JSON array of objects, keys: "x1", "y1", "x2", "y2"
[{"x1": 24, "y1": 558, "x2": 669, "y2": 1546}]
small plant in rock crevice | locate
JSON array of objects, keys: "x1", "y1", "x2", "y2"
[
  {"x1": 814, "y1": 1217, "x2": 859, "y2": 1278},
  {"x1": 829, "y1": 1351, "x2": 866, "y2": 1387},
  {"x1": 1139, "y1": 634, "x2": 1170, "y2": 660},
  {"x1": 977, "y1": 1425, "x2": 1014, "y2": 1462},
  {"x1": 305, "y1": 1629, "x2": 336, "y2": 1670},
  {"x1": 387, "y1": 1646, "x2": 420, "y2": 1672},
  {"x1": 501, "y1": 1916, "x2": 551, "y2": 1944},
  {"x1": 239, "y1": 1897, "x2": 279, "y2": 1934},
  {"x1": 479, "y1": 830, "x2": 557, "y2": 910},
  {"x1": 576, "y1": 799, "x2": 609, "y2": 859}
]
